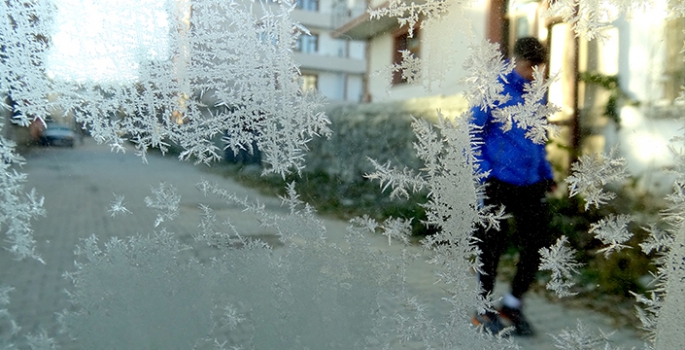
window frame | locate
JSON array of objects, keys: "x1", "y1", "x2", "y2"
[
  {"x1": 295, "y1": 0, "x2": 318, "y2": 12},
  {"x1": 300, "y1": 73, "x2": 318, "y2": 92},
  {"x1": 294, "y1": 33, "x2": 319, "y2": 54},
  {"x1": 391, "y1": 26, "x2": 420, "y2": 85}
]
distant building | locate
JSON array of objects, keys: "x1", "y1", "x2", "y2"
[
  {"x1": 331, "y1": 0, "x2": 489, "y2": 103},
  {"x1": 287, "y1": 0, "x2": 367, "y2": 103}
]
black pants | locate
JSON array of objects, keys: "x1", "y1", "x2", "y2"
[{"x1": 476, "y1": 178, "x2": 553, "y2": 301}]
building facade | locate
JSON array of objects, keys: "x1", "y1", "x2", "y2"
[
  {"x1": 332, "y1": 0, "x2": 488, "y2": 103},
  {"x1": 332, "y1": 0, "x2": 684, "y2": 194},
  {"x1": 287, "y1": 0, "x2": 367, "y2": 103}
]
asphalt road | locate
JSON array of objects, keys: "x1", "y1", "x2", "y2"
[{"x1": 0, "y1": 139, "x2": 648, "y2": 349}]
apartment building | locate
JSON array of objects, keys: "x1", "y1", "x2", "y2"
[
  {"x1": 286, "y1": 0, "x2": 367, "y2": 103},
  {"x1": 331, "y1": 0, "x2": 488, "y2": 103}
]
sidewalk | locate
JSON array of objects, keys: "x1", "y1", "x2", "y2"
[
  {"x1": 335, "y1": 218, "x2": 648, "y2": 349},
  {"x1": 0, "y1": 139, "x2": 647, "y2": 349}
]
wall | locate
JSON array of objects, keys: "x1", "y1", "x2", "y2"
[
  {"x1": 317, "y1": 72, "x2": 346, "y2": 100},
  {"x1": 291, "y1": 0, "x2": 367, "y2": 103},
  {"x1": 364, "y1": 1, "x2": 488, "y2": 102},
  {"x1": 603, "y1": 3, "x2": 682, "y2": 195}
]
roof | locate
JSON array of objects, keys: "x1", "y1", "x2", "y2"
[{"x1": 332, "y1": 1, "x2": 398, "y2": 40}]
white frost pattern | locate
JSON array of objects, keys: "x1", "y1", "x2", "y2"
[
  {"x1": 58, "y1": 182, "x2": 407, "y2": 349},
  {"x1": 1, "y1": 0, "x2": 331, "y2": 176},
  {"x1": 0, "y1": 0, "x2": 684, "y2": 349},
  {"x1": 145, "y1": 182, "x2": 181, "y2": 227},
  {"x1": 461, "y1": 40, "x2": 514, "y2": 112},
  {"x1": 0, "y1": 1, "x2": 47, "y2": 261},
  {"x1": 491, "y1": 68, "x2": 560, "y2": 145},
  {"x1": 539, "y1": 236, "x2": 582, "y2": 298},
  {"x1": 566, "y1": 146, "x2": 629, "y2": 210},
  {"x1": 368, "y1": 0, "x2": 450, "y2": 37},
  {"x1": 367, "y1": 113, "x2": 509, "y2": 320},
  {"x1": 108, "y1": 194, "x2": 132, "y2": 217},
  {"x1": 588, "y1": 214, "x2": 634, "y2": 258}
]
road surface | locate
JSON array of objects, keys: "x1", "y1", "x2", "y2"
[{"x1": 0, "y1": 139, "x2": 647, "y2": 349}]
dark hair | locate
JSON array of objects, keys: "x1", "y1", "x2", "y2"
[{"x1": 513, "y1": 37, "x2": 546, "y2": 65}]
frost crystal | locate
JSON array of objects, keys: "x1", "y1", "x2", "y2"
[
  {"x1": 379, "y1": 217, "x2": 413, "y2": 246},
  {"x1": 25, "y1": 330, "x2": 60, "y2": 350},
  {"x1": 348, "y1": 215, "x2": 379, "y2": 234},
  {"x1": 221, "y1": 303, "x2": 245, "y2": 330},
  {"x1": 1, "y1": 0, "x2": 331, "y2": 176},
  {"x1": 60, "y1": 183, "x2": 403, "y2": 349},
  {"x1": 3, "y1": 0, "x2": 684, "y2": 348},
  {"x1": 551, "y1": 320, "x2": 616, "y2": 350},
  {"x1": 368, "y1": 0, "x2": 449, "y2": 37},
  {"x1": 0, "y1": 170, "x2": 46, "y2": 262},
  {"x1": 639, "y1": 224, "x2": 674, "y2": 256},
  {"x1": 461, "y1": 40, "x2": 514, "y2": 111},
  {"x1": 0, "y1": 78, "x2": 46, "y2": 262},
  {"x1": 366, "y1": 158, "x2": 426, "y2": 200},
  {"x1": 539, "y1": 236, "x2": 582, "y2": 298},
  {"x1": 145, "y1": 182, "x2": 181, "y2": 227},
  {"x1": 491, "y1": 68, "x2": 560, "y2": 144},
  {"x1": 637, "y1": 177, "x2": 685, "y2": 347},
  {"x1": 390, "y1": 50, "x2": 422, "y2": 85},
  {"x1": 589, "y1": 214, "x2": 634, "y2": 258},
  {"x1": 566, "y1": 146, "x2": 629, "y2": 210},
  {"x1": 545, "y1": 0, "x2": 615, "y2": 41},
  {"x1": 367, "y1": 111, "x2": 509, "y2": 337},
  {"x1": 0, "y1": 286, "x2": 20, "y2": 342},
  {"x1": 108, "y1": 194, "x2": 131, "y2": 217},
  {"x1": 543, "y1": 0, "x2": 654, "y2": 41}
]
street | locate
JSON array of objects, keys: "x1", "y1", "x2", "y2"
[{"x1": 0, "y1": 139, "x2": 647, "y2": 349}]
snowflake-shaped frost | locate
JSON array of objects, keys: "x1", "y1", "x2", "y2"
[
  {"x1": 461, "y1": 40, "x2": 514, "y2": 111},
  {"x1": 368, "y1": 0, "x2": 449, "y2": 37},
  {"x1": 566, "y1": 146, "x2": 629, "y2": 210},
  {"x1": 588, "y1": 214, "x2": 633, "y2": 257},
  {"x1": 145, "y1": 183, "x2": 181, "y2": 227},
  {"x1": 108, "y1": 194, "x2": 131, "y2": 217},
  {"x1": 379, "y1": 217, "x2": 412, "y2": 246},
  {"x1": 492, "y1": 68, "x2": 560, "y2": 145},
  {"x1": 539, "y1": 236, "x2": 582, "y2": 297}
]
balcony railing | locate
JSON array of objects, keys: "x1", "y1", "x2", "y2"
[{"x1": 332, "y1": 0, "x2": 367, "y2": 31}]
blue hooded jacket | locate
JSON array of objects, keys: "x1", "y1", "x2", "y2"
[{"x1": 471, "y1": 67, "x2": 553, "y2": 186}]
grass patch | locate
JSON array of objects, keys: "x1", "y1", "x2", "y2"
[{"x1": 203, "y1": 163, "x2": 432, "y2": 236}]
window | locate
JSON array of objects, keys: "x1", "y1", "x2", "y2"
[
  {"x1": 295, "y1": 33, "x2": 318, "y2": 53},
  {"x1": 506, "y1": 1, "x2": 543, "y2": 57},
  {"x1": 295, "y1": 0, "x2": 318, "y2": 11},
  {"x1": 392, "y1": 27, "x2": 420, "y2": 85},
  {"x1": 300, "y1": 73, "x2": 318, "y2": 92},
  {"x1": 2, "y1": 1, "x2": 682, "y2": 349}
]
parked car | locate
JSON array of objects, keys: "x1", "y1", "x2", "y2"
[{"x1": 40, "y1": 122, "x2": 75, "y2": 147}]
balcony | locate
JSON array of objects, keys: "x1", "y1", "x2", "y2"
[
  {"x1": 294, "y1": 52, "x2": 366, "y2": 74},
  {"x1": 332, "y1": 0, "x2": 398, "y2": 40}
]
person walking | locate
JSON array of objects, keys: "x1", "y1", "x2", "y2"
[{"x1": 470, "y1": 37, "x2": 555, "y2": 337}]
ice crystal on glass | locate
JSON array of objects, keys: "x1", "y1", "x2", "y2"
[
  {"x1": 491, "y1": 68, "x2": 560, "y2": 145},
  {"x1": 2, "y1": 0, "x2": 685, "y2": 349},
  {"x1": 461, "y1": 41, "x2": 514, "y2": 112},
  {"x1": 108, "y1": 194, "x2": 132, "y2": 217},
  {"x1": 59, "y1": 183, "x2": 404, "y2": 349},
  {"x1": 145, "y1": 182, "x2": 181, "y2": 227},
  {"x1": 589, "y1": 214, "x2": 634, "y2": 258},
  {"x1": 1, "y1": 0, "x2": 330, "y2": 176},
  {"x1": 368, "y1": 0, "x2": 449, "y2": 37},
  {"x1": 566, "y1": 147, "x2": 629, "y2": 210},
  {"x1": 539, "y1": 236, "x2": 582, "y2": 297}
]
